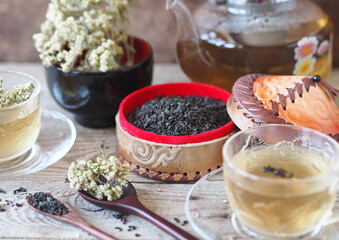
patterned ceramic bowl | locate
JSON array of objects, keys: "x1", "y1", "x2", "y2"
[{"x1": 116, "y1": 82, "x2": 236, "y2": 181}]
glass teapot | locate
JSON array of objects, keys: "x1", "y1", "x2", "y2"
[{"x1": 167, "y1": 0, "x2": 333, "y2": 91}]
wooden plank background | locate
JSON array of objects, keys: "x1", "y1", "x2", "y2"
[{"x1": 0, "y1": 0, "x2": 338, "y2": 65}]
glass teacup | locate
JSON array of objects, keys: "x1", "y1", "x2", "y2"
[
  {"x1": 0, "y1": 71, "x2": 41, "y2": 161},
  {"x1": 222, "y1": 124, "x2": 339, "y2": 239}
]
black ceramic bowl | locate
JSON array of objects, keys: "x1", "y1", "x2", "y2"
[{"x1": 45, "y1": 36, "x2": 153, "y2": 128}]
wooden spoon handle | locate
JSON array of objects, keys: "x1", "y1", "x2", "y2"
[
  {"x1": 128, "y1": 203, "x2": 198, "y2": 240},
  {"x1": 73, "y1": 221, "x2": 118, "y2": 240}
]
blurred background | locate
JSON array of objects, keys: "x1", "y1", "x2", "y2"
[{"x1": 0, "y1": 0, "x2": 337, "y2": 65}]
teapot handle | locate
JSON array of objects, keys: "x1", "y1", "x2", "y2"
[
  {"x1": 166, "y1": 0, "x2": 200, "y2": 43},
  {"x1": 167, "y1": 0, "x2": 215, "y2": 84}
]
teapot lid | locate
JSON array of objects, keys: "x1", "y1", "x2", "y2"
[
  {"x1": 209, "y1": 0, "x2": 296, "y2": 6},
  {"x1": 228, "y1": 0, "x2": 291, "y2": 4},
  {"x1": 225, "y1": 0, "x2": 297, "y2": 15},
  {"x1": 210, "y1": 0, "x2": 292, "y2": 4}
]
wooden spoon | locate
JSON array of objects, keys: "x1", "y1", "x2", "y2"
[
  {"x1": 27, "y1": 194, "x2": 117, "y2": 240},
  {"x1": 78, "y1": 181, "x2": 199, "y2": 240}
]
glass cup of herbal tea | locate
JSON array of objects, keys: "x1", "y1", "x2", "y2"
[
  {"x1": 222, "y1": 124, "x2": 339, "y2": 239},
  {"x1": 0, "y1": 71, "x2": 41, "y2": 161}
]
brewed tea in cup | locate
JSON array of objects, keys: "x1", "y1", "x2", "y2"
[
  {"x1": 222, "y1": 124, "x2": 339, "y2": 239},
  {"x1": 0, "y1": 71, "x2": 41, "y2": 161}
]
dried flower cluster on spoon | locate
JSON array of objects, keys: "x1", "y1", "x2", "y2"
[{"x1": 68, "y1": 147, "x2": 130, "y2": 201}]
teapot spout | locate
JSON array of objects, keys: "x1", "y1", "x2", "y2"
[
  {"x1": 165, "y1": 0, "x2": 175, "y2": 11},
  {"x1": 166, "y1": 0, "x2": 214, "y2": 84},
  {"x1": 166, "y1": 0, "x2": 200, "y2": 42}
]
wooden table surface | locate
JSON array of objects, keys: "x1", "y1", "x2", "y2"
[{"x1": 0, "y1": 63, "x2": 338, "y2": 240}]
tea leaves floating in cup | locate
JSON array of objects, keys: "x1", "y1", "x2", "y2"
[{"x1": 225, "y1": 143, "x2": 335, "y2": 237}]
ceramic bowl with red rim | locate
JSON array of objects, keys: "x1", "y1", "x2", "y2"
[
  {"x1": 116, "y1": 82, "x2": 236, "y2": 181},
  {"x1": 45, "y1": 36, "x2": 153, "y2": 128}
]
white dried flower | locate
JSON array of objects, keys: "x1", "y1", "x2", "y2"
[
  {"x1": 0, "y1": 79, "x2": 35, "y2": 108},
  {"x1": 68, "y1": 154, "x2": 130, "y2": 201},
  {"x1": 33, "y1": 0, "x2": 133, "y2": 72}
]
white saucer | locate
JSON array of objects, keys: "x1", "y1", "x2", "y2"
[
  {"x1": 185, "y1": 168, "x2": 339, "y2": 240},
  {"x1": 0, "y1": 110, "x2": 76, "y2": 180}
]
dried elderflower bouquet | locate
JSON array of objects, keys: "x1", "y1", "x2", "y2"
[
  {"x1": 0, "y1": 78, "x2": 35, "y2": 108},
  {"x1": 68, "y1": 150, "x2": 130, "y2": 201},
  {"x1": 33, "y1": 0, "x2": 134, "y2": 72}
]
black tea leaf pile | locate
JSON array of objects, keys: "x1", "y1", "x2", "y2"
[
  {"x1": 127, "y1": 95, "x2": 231, "y2": 136},
  {"x1": 31, "y1": 192, "x2": 69, "y2": 216}
]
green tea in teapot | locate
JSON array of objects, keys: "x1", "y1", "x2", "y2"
[{"x1": 170, "y1": 0, "x2": 333, "y2": 92}]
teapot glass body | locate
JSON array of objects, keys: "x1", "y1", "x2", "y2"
[{"x1": 169, "y1": 0, "x2": 333, "y2": 92}]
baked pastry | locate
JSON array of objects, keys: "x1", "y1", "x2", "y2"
[{"x1": 227, "y1": 74, "x2": 339, "y2": 141}]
